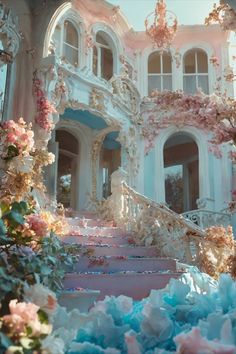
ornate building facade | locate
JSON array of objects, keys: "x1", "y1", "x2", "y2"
[{"x1": 0, "y1": 0, "x2": 235, "y2": 228}]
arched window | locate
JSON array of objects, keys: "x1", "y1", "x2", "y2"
[
  {"x1": 93, "y1": 31, "x2": 113, "y2": 81},
  {"x1": 183, "y1": 49, "x2": 209, "y2": 94},
  {"x1": 148, "y1": 51, "x2": 172, "y2": 94},
  {"x1": 63, "y1": 21, "x2": 79, "y2": 66},
  {"x1": 0, "y1": 41, "x2": 8, "y2": 121}
]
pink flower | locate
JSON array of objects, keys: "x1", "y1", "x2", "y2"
[
  {"x1": 3, "y1": 314, "x2": 25, "y2": 335},
  {"x1": 26, "y1": 214, "x2": 49, "y2": 238},
  {"x1": 9, "y1": 299, "x2": 39, "y2": 322},
  {"x1": 6, "y1": 133, "x2": 17, "y2": 143}
]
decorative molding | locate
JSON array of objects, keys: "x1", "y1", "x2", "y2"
[
  {"x1": 0, "y1": 2, "x2": 22, "y2": 65},
  {"x1": 89, "y1": 88, "x2": 105, "y2": 112},
  {"x1": 118, "y1": 125, "x2": 140, "y2": 179},
  {"x1": 110, "y1": 74, "x2": 141, "y2": 124}
]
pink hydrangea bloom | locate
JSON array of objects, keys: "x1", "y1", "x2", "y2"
[{"x1": 26, "y1": 214, "x2": 49, "y2": 238}]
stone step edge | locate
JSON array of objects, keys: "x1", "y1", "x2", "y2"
[
  {"x1": 80, "y1": 244, "x2": 158, "y2": 248},
  {"x1": 78, "y1": 255, "x2": 177, "y2": 260},
  {"x1": 65, "y1": 271, "x2": 183, "y2": 277}
]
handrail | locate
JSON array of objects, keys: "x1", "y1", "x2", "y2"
[
  {"x1": 98, "y1": 168, "x2": 235, "y2": 277},
  {"x1": 182, "y1": 209, "x2": 231, "y2": 229},
  {"x1": 122, "y1": 182, "x2": 205, "y2": 237}
]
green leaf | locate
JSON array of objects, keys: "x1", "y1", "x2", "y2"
[
  {"x1": 0, "y1": 219, "x2": 7, "y2": 235},
  {"x1": 3, "y1": 211, "x2": 25, "y2": 226},
  {"x1": 11, "y1": 201, "x2": 28, "y2": 216},
  {"x1": 5, "y1": 144, "x2": 19, "y2": 160},
  {"x1": 37, "y1": 309, "x2": 49, "y2": 324},
  {"x1": 0, "y1": 331, "x2": 13, "y2": 348},
  {"x1": 0, "y1": 202, "x2": 10, "y2": 216},
  {"x1": 40, "y1": 265, "x2": 52, "y2": 276}
]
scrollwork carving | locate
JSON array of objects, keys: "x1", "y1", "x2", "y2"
[
  {"x1": 110, "y1": 75, "x2": 141, "y2": 122},
  {"x1": 89, "y1": 88, "x2": 105, "y2": 112},
  {"x1": 0, "y1": 2, "x2": 22, "y2": 65}
]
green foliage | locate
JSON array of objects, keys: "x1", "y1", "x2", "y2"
[
  {"x1": 4, "y1": 145, "x2": 19, "y2": 161},
  {"x1": 0, "y1": 200, "x2": 81, "y2": 303}
]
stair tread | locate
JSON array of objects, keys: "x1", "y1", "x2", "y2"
[{"x1": 66, "y1": 270, "x2": 182, "y2": 276}]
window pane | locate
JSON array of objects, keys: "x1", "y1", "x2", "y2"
[
  {"x1": 165, "y1": 165, "x2": 184, "y2": 213},
  {"x1": 148, "y1": 52, "x2": 161, "y2": 74},
  {"x1": 64, "y1": 21, "x2": 78, "y2": 48},
  {"x1": 163, "y1": 53, "x2": 172, "y2": 73},
  {"x1": 101, "y1": 47, "x2": 113, "y2": 80},
  {"x1": 198, "y1": 75, "x2": 209, "y2": 94},
  {"x1": 184, "y1": 51, "x2": 196, "y2": 73},
  {"x1": 183, "y1": 75, "x2": 197, "y2": 94},
  {"x1": 197, "y1": 51, "x2": 208, "y2": 73},
  {"x1": 148, "y1": 75, "x2": 161, "y2": 94},
  {"x1": 64, "y1": 43, "x2": 78, "y2": 65},
  {"x1": 96, "y1": 32, "x2": 109, "y2": 46},
  {"x1": 163, "y1": 75, "x2": 172, "y2": 90},
  {"x1": 93, "y1": 46, "x2": 98, "y2": 75}
]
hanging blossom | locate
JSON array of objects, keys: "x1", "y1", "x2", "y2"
[
  {"x1": 205, "y1": 1, "x2": 236, "y2": 31},
  {"x1": 33, "y1": 71, "x2": 56, "y2": 132},
  {"x1": 0, "y1": 118, "x2": 34, "y2": 160},
  {"x1": 142, "y1": 90, "x2": 236, "y2": 155}
]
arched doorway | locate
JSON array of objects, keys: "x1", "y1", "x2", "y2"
[
  {"x1": 164, "y1": 133, "x2": 199, "y2": 213},
  {"x1": 55, "y1": 129, "x2": 79, "y2": 209},
  {"x1": 99, "y1": 132, "x2": 121, "y2": 199}
]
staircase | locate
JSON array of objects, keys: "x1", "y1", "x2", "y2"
[{"x1": 61, "y1": 212, "x2": 182, "y2": 302}]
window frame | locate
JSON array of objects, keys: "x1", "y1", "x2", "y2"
[
  {"x1": 93, "y1": 31, "x2": 114, "y2": 80},
  {"x1": 148, "y1": 51, "x2": 172, "y2": 93},
  {"x1": 62, "y1": 20, "x2": 79, "y2": 66},
  {"x1": 183, "y1": 49, "x2": 209, "y2": 94}
]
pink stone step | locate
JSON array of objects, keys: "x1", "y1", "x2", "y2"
[
  {"x1": 63, "y1": 272, "x2": 183, "y2": 300},
  {"x1": 66, "y1": 217, "x2": 115, "y2": 228},
  {"x1": 83, "y1": 245, "x2": 159, "y2": 257},
  {"x1": 67, "y1": 226, "x2": 126, "y2": 237},
  {"x1": 61, "y1": 234, "x2": 129, "y2": 246},
  {"x1": 75, "y1": 256, "x2": 177, "y2": 272}
]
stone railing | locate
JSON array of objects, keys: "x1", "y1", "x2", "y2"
[
  {"x1": 182, "y1": 209, "x2": 231, "y2": 229},
  {"x1": 100, "y1": 168, "x2": 205, "y2": 265},
  {"x1": 99, "y1": 168, "x2": 235, "y2": 276}
]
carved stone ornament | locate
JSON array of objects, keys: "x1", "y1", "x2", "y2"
[
  {"x1": 118, "y1": 125, "x2": 140, "y2": 177},
  {"x1": 110, "y1": 75, "x2": 141, "y2": 124},
  {"x1": 0, "y1": 2, "x2": 22, "y2": 65},
  {"x1": 89, "y1": 88, "x2": 105, "y2": 112}
]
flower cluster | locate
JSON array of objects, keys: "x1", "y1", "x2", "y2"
[
  {"x1": 0, "y1": 284, "x2": 61, "y2": 353},
  {"x1": 0, "y1": 118, "x2": 34, "y2": 161},
  {"x1": 205, "y1": 2, "x2": 236, "y2": 32},
  {"x1": 33, "y1": 71, "x2": 56, "y2": 132},
  {"x1": 49, "y1": 270, "x2": 236, "y2": 353},
  {"x1": 26, "y1": 213, "x2": 49, "y2": 239},
  {"x1": 199, "y1": 226, "x2": 235, "y2": 278},
  {"x1": 142, "y1": 90, "x2": 236, "y2": 155},
  {"x1": 60, "y1": 174, "x2": 71, "y2": 193},
  {"x1": 0, "y1": 117, "x2": 55, "y2": 203},
  {"x1": 2, "y1": 299, "x2": 52, "y2": 338}
]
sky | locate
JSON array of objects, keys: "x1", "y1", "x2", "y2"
[{"x1": 108, "y1": 0, "x2": 219, "y2": 30}]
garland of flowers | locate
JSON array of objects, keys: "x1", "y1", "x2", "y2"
[
  {"x1": 33, "y1": 71, "x2": 56, "y2": 133},
  {"x1": 142, "y1": 90, "x2": 236, "y2": 156}
]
